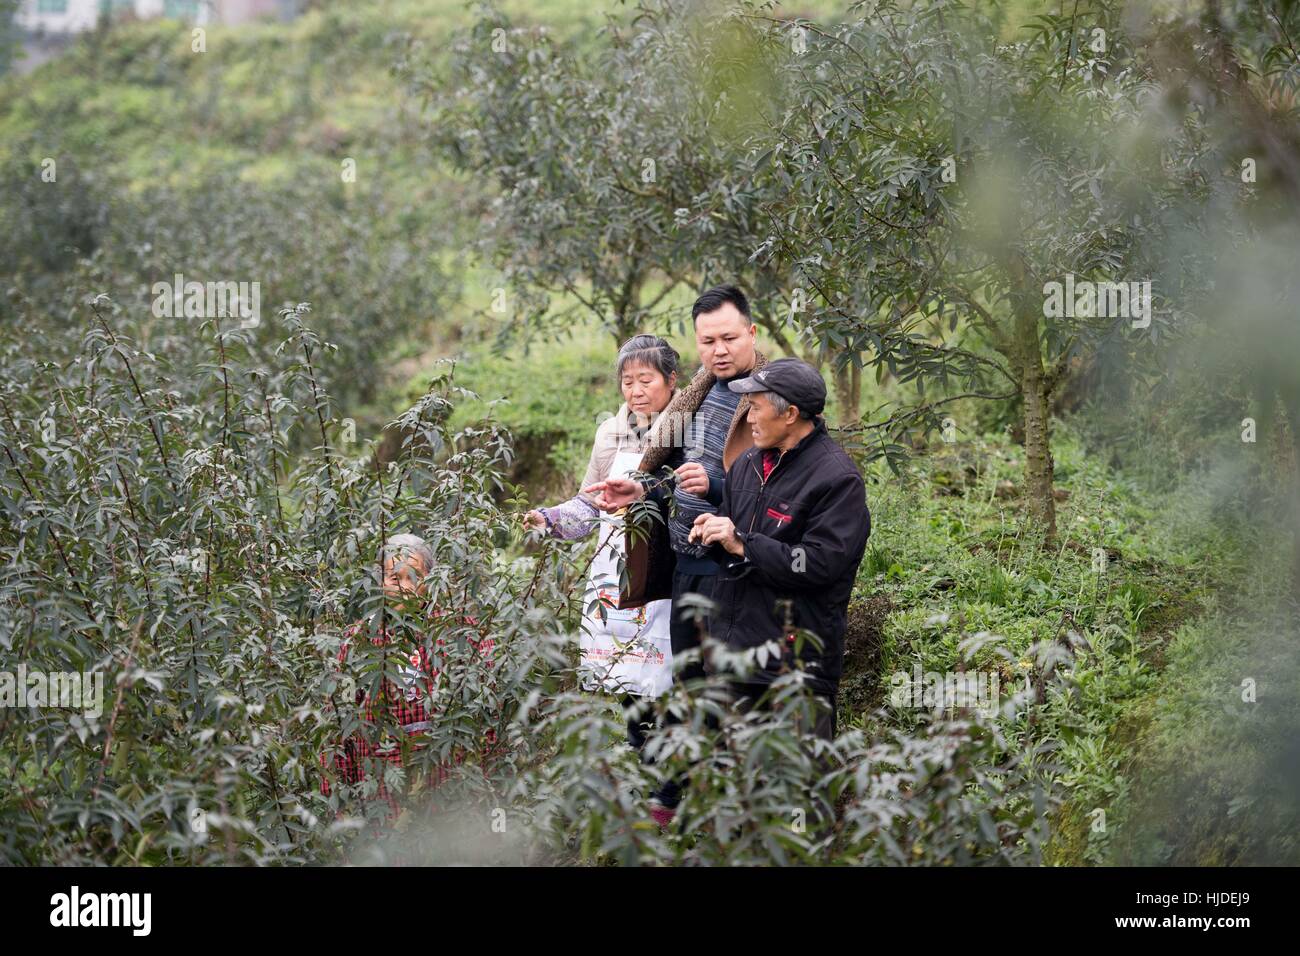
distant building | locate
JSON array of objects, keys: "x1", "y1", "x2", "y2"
[
  {"x1": 12, "y1": 0, "x2": 296, "y2": 73},
  {"x1": 17, "y1": 0, "x2": 103, "y2": 35},
  {"x1": 17, "y1": 1, "x2": 294, "y2": 35}
]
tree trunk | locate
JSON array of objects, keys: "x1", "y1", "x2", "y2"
[
  {"x1": 832, "y1": 356, "x2": 862, "y2": 425},
  {"x1": 850, "y1": 360, "x2": 861, "y2": 420},
  {"x1": 612, "y1": 271, "x2": 642, "y2": 344},
  {"x1": 1014, "y1": 308, "x2": 1057, "y2": 540}
]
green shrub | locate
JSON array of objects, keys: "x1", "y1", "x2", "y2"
[{"x1": 0, "y1": 303, "x2": 1063, "y2": 865}]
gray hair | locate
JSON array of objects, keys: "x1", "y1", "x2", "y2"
[
  {"x1": 382, "y1": 533, "x2": 435, "y2": 572},
  {"x1": 763, "y1": 391, "x2": 813, "y2": 420},
  {"x1": 616, "y1": 334, "x2": 679, "y2": 384}
]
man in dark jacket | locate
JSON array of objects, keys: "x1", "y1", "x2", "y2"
[{"x1": 689, "y1": 358, "x2": 871, "y2": 738}]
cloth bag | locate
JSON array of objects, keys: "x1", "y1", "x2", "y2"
[{"x1": 581, "y1": 448, "x2": 673, "y2": 697}]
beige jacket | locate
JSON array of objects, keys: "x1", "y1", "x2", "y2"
[{"x1": 578, "y1": 401, "x2": 662, "y2": 496}]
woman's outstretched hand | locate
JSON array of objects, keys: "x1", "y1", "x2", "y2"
[
  {"x1": 522, "y1": 510, "x2": 548, "y2": 531},
  {"x1": 583, "y1": 477, "x2": 644, "y2": 512}
]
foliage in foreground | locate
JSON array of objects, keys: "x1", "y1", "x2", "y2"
[{"x1": 0, "y1": 303, "x2": 1061, "y2": 865}]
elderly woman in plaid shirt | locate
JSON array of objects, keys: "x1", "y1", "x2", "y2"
[{"x1": 320, "y1": 534, "x2": 493, "y2": 820}]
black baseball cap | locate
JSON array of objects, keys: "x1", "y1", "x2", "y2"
[{"x1": 727, "y1": 358, "x2": 827, "y2": 416}]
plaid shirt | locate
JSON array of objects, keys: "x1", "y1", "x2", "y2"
[{"x1": 319, "y1": 615, "x2": 495, "y2": 817}]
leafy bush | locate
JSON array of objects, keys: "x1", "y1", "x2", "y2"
[
  {"x1": 0, "y1": 301, "x2": 555, "y2": 863},
  {"x1": 0, "y1": 147, "x2": 452, "y2": 435},
  {"x1": 0, "y1": 300, "x2": 1064, "y2": 865}
]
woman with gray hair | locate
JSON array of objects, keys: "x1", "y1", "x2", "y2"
[
  {"x1": 379, "y1": 533, "x2": 436, "y2": 596},
  {"x1": 321, "y1": 532, "x2": 496, "y2": 823},
  {"x1": 522, "y1": 333, "x2": 680, "y2": 746},
  {"x1": 523, "y1": 334, "x2": 681, "y2": 540}
]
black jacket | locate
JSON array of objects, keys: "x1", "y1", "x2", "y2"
[{"x1": 708, "y1": 419, "x2": 871, "y2": 696}]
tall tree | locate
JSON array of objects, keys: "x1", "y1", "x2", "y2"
[
  {"x1": 417, "y1": 3, "x2": 798, "y2": 351},
  {"x1": 740, "y1": 1, "x2": 1197, "y2": 539}
]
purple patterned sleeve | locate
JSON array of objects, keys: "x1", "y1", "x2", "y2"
[{"x1": 539, "y1": 495, "x2": 602, "y2": 540}]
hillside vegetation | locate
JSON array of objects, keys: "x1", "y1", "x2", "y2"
[{"x1": 1, "y1": 0, "x2": 1297, "y2": 865}]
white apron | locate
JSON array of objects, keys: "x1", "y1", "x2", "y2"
[{"x1": 579, "y1": 447, "x2": 674, "y2": 698}]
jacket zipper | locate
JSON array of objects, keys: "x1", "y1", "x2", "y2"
[
  {"x1": 731, "y1": 448, "x2": 788, "y2": 639},
  {"x1": 746, "y1": 448, "x2": 789, "y2": 528}
]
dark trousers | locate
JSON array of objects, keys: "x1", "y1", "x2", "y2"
[
  {"x1": 653, "y1": 678, "x2": 839, "y2": 812},
  {"x1": 728, "y1": 680, "x2": 839, "y2": 840},
  {"x1": 651, "y1": 569, "x2": 716, "y2": 809},
  {"x1": 668, "y1": 568, "x2": 714, "y2": 685},
  {"x1": 727, "y1": 680, "x2": 838, "y2": 741},
  {"x1": 622, "y1": 693, "x2": 652, "y2": 751}
]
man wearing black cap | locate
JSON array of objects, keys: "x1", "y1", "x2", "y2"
[{"x1": 688, "y1": 358, "x2": 871, "y2": 738}]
